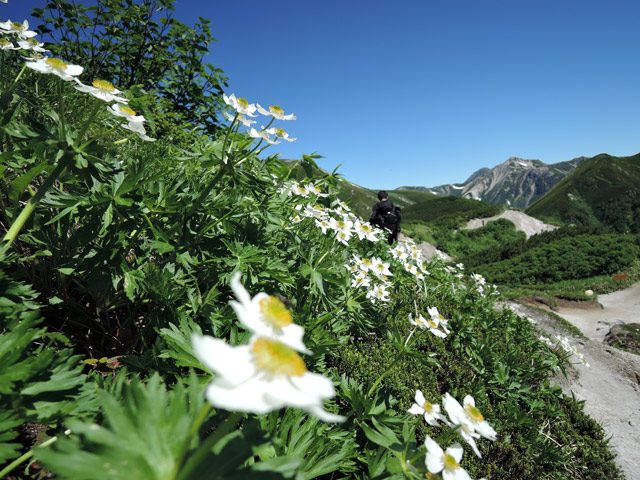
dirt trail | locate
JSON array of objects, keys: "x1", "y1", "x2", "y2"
[{"x1": 500, "y1": 288, "x2": 640, "y2": 480}]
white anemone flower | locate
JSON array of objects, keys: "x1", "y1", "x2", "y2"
[
  {"x1": 351, "y1": 273, "x2": 371, "y2": 289},
  {"x1": 328, "y1": 217, "x2": 353, "y2": 234},
  {"x1": 25, "y1": 57, "x2": 83, "y2": 81},
  {"x1": 304, "y1": 182, "x2": 328, "y2": 197},
  {"x1": 427, "y1": 306, "x2": 450, "y2": 333},
  {"x1": 192, "y1": 334, "x2": 345, "y2": 423},
  {"x1": 371, "y1": 257, "x2": 392, "y2": 277},
  {"x1": 290, "y1": 182, "x2": 309, "y2": 197},
  {"x1": 354, "y1": 221, "x2": 378, "y2": 241},
  {"x1": 424, "y1": 436, "x2": 473, "y2": 480},
  {"x1": 408, "y1": 390, "x2": 449, "y2": 426},
  {"x1": 249, "y1": 127, "x2": 280, "y2": 145},
  {"x1": 0, "y1": 20, "x2": 37, "y2": 39},
  {"x1": 257, "y1": 104, "x2": 296, "y2": 120},
  {"x1": 409, "y1": 313, "x2": 447, "y2": 338},
  {"x1": 390, "y1": 245, "x2": 408, "y2": 261},
  {"x1": 366, "y1": 283, "x2": 390, "y2": 303},
  {"x1": 223, "y1": 93, "x2": 257, "y2": 117},
  {"x1": 292, "y1": 214, "x2": 303, "y2": 224},
  {"x1": 17, "y1": 38, "x2": 48, "y2": 53},
  {"x1": 121, "y1": 120, "x2": 156, "y2": 142},
  {"x1": 108, "y1": 103, "x2": 145, "y2": 122},
  {"x1": 229, "y1": 272, "x2": 310, "y2": 354},
  {"x1": 335, "y1": 229, "x2": 351, "y2": 246},
  {"x1": 223, "y1": 110, "x2": 256, "y2": 127},
  {"x1": 266, "y1": 127, "x2": 296, "y2": 142},
  {"x1": 0, "y1": 38, "x2": 19, "y2": 50},
  {"x1": 443, "y1": 393, "x2": 497, "y2": 455},
  {"x1": 75, "y1": 79, "x2": 128, "y2": 103},
  {"x1": 303, "y1": 204, "x2": 327, "y2": 220},
  {"x1": 315, "y1": 218, "x2": 331, "y2": 234}
]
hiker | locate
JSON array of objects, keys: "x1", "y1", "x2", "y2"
[{"x1": 370, "y1": 191, "x2": 401, "y2": 245}]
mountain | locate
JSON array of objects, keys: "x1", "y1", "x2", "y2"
[
  {"x1": 400, "y1": 157, "x2": 586, "y2": 209},
  {"x1": 525, "y1": 153, "x2": 640, "y2": 232}
]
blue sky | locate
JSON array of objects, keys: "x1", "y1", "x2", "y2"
[{"x1": 4, "y1": 1, "x2": 640, "y2": 189}]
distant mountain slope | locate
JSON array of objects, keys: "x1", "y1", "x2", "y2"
[
  {"x1": 525, "y1": 153, "x2": 640, "y2": 232},
  {"x1": 403, "y1": 196, "x2": 503, "y2": 224},
  {"x1": 400, "y1": 157, "x2": 586, "y2": 209}
]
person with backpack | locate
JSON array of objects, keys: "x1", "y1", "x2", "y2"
[{"x1": 370, "y1": 191, "x2": 402, "y2": 245}]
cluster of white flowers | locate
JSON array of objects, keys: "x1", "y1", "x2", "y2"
[
  {"x1": 223, "y1": 93, "x2": 296, "y2": 145},
  {"x1": 444, "y1": 262, "x2": 465, "y2": 280},
  {"x1": 555, "y1": 335, "x2": 590, "y2": 367},
  {"x1": 346, "y1": 255, "x2": 393, "y2": 303},
  {"x1": 409, "y1": 390, "x2": 497, "y2": 479},
  {"x1": 409, "y1": 306, "x2": 451, "y2": 338},
  {"x1": 538, "y1": 335, "x2": 589, "y2": 367},
  {"x1": 191, "y1": 272, "x2": 345, "y2": 422},
  {"x1": 0, "y1": 17, "x2": 155, "y2": 142},
  {"x1": 389, "y1": 240, "x2": 430, "y2": 283},
  {"x1": 284, "y1": 186, "x2": 383, "y2": 247}
]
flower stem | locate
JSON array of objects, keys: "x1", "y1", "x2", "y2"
[
  {"x1": 2, "y1": 152, "x2": 74, "y2": 249},
  {"x1": 170, "y1": 403, "x2": 212, "y2": 480},
  {"x1": 74, "y1": 101, "x2": 103, "y2": 147},
  {"x1": 0, "y1": 435, "x2": 59, "y2": 478},
  {"x1": 176, "y1": 411, "x2": 243, "y2": 480}
]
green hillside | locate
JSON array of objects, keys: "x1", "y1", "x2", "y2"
[
  {"x1": 403, "y1": 196, "x2": 504, "y2": 224},
  {"x1": 526, "y1": 153, "x2": 640, "y2": 232}
]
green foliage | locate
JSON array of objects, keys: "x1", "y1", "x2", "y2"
[
  {"x1": 0, "y1": 253, "x2": 98, "y2": 465},
  {"x1": 434, "y1": 218, "x2": 526, "y2": 258},
  {"x1": 403, "y1": 196, "x2": 503, "y2": 225},
  {"x1": 476, "y1": 234, "x2": 640, "y2": 285},
  {"x1": 32, "y1": 0, "x2": 228, "y2": 136}
]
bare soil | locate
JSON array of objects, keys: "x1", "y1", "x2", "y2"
[{"x1": 500, "y1": 285, "x2": 640, "y2": 480}]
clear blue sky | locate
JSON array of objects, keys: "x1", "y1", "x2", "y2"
[{"x1": 4, "y1": 1, "x2": 640, "y2": 189}]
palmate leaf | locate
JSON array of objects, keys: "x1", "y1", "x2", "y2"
[{"x1": 36, "y1": 372, "x2": 206, "y2": 480}]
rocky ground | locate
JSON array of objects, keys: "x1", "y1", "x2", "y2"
[{"x1": 462, "y1": 209, "x2": 558, "y2": 238}]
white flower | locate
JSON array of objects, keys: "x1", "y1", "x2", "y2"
[
  {"x1": 539, "y1": 335, "x2": 554, "y2": 347},
  {"x1": 427, "y1": 306, "x2": 449, "y2": 331},
  {"x1": 292, "y1": 214, "x2": 303, "y2": 223},
  {"x1": 229, "y1": 272, "x2": 310, "y2": 354},
  {"x1": 303, "y1": 204, "x2": 327, "y2": 220},
  {"x1": 424, "y1": 436, "x2": 473, "y2": 480},
  {"x1": 354, "y1": 221, "x2": 378, "y2": 241},
  {"x1": 409, "y1": 313, "x2": 447, "y2": 338},
  {"x1": 265, "y1": 127, "x2": 296, "y2": 142},
  {"x1": 108, "y1": 103, "x2": 145, "y2": 122},
  {"x1": 351, "y1": 273, "x2": 370, "y2": 288},
  {"x1": 257, "y1": 104, "x2": 296, "y2": 120},
  {"x1": 223, "y1": 93, "x2": 257, "y2": 116},
  {"x1": 25, "y1": 57, "x2": 83, "y2": 81},
  {"x1": 304, "y1": 182, "x2": 328, "y2": 197},
  {"x1": 408, "y1": 390, "x2": 448, "y2": 426},
  {"x1": 353, "y1": 255, "x2": 373, "y2": 273},
  {"x1": 390, "y1": 245, "x2": 408, "y2": 261},
  {"x1": 75, "y1": 79, "x2": 128, "y2": 103},
  {"x1": 443, "y1": 393, "x2": 497, "y2": 456},
  {"x1": 192, "y1": 334, "x2": 344, "y2": 423},
  {"x1": 0, "y1": 20, "x2": 37, "y2": 39},
  {"x1": 289, "y1": 182, "x2": 309, "y2": 197},
  {"x1": 315, "y1": 218, "x2": 331, "y2": 234},
  {"x1": 223, "y1": 110, "x2": 256, "y2": 127},
  {"x1": 0, "y1": 38, "x2": 19, "y2": 50},
  {"x1": 370, "y1": 257, "x2": 392, "y2": 278},
  {"x1": 249, "y1": 127, "x2": 280, "y2": 145},
  {"x1": 328, "y1": 217, "x2": 353, "y2": 234},
  {"x1": 335, "y1": 229, "x2": 351, "y2": 245},
  {"x1": 17, "y1": 38, "x2": 47, "y2": 53},
  {"x1": 366, "y1": 284, "x2": 390, "y2": 303}
]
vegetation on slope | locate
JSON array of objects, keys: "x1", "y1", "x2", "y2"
[
  {"x1": 526, "y1": 153, "x2": 640, "y2": 233},
  {"x1": 0, "y1": 3, "x2": 625, "y2": 479}
]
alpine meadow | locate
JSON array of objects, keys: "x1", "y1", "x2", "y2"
[{"x1": 1, "y1": 1, "x2": 636, "y2": 480}]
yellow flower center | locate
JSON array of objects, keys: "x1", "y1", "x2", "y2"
[
  {"x1": 27, "y1": 39, "x2": 39, "y2": 46},
  {"x1": 251, "y1": 337, "x2": 307, "y2": 376},
  {"x1": 362, "y1": 258, "x2": 372, "y2": 266},
  {"x1": 259, "y1": 296, "x2": 293, "y2": 328},
  {"x1": 422, "y1": 401, "x2": 434, "y2": 413},
  {"x1": 11, "y1": 22, "x2": 25, "y2": 31},
  {"x1": 270, "y1": 105, "x2": 284, "y2": 115},
  {"x1": 428, "y1": 318, "x2": 438, "y2": 328},
  {"x1": 465, "y1": 404, "x2": 485, "y2": 422},
  {"x1": 93, "y1": 79, "x2": 115, "y2": 92},
  {"x1": 46, "y1": 58, "x2": 67, "y2": 71},
  {"x1": 443, "y1": 453, "x2": 460, "y2": 470},
  {"x1": 425, "y1": 473, "x2": 439, "y2": 480},
  {"x1": 119, "y1": 105, "x2": 137, "y2": 116},
  {"x1": 237, "y1": 97, "x2": 249, "y2": 108},
  {"x1": 0, "y1": 39, "x2": 10, "y2": 46}
]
